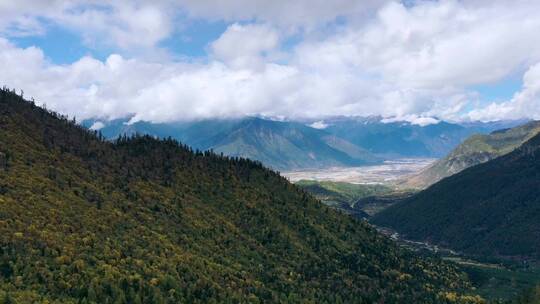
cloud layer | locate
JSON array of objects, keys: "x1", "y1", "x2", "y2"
[{"x1": 1, "y1": 0, "x2": 540, "y2": 123}]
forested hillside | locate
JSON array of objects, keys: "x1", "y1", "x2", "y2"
[
  {"x1": 405, "y1": 121, "x2": 540, "y2": 188},
  {"x1": 0, "y1": 88, "x2": 482, "y2": 303},
  {"x1": 373, "y1": 131, "x2": 540, "y2": 260}
]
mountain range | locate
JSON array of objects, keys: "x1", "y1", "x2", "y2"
[
  {"x1": 0, "y1": 89, "x2": 481, "y2": 303},
  {"x1": 85, "y1": 117, "x2": 379, "y2": 170},
  {"x1": 85, "y1": 116, "x2": 522, "y2": 170},
  {"x1": 318, "y1": 117, "x2": 523, "y2": 158}
]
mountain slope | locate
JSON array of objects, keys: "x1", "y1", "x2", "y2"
[
  {"x1": 209, "y1": 118, "x2": 378, "y2": 169},
  {"x1": 0, "y1": 89, "x2": 479, "y2": 303},
  {"x1": 91, "y1": 118, "x2": 242, "y2": 151},
  {"x1": 405, "y1": 121, "x2": 540, "y2": 188},
  {"x1": 372, "y1": 133, "x2": 540, "y2": 260},
  {"x1": 87, "y1": 117, "x2": 380, "y2": 170}
]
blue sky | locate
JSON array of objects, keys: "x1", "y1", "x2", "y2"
[
  {"x1": 12, "y1": 23, "x2": 107, "y2": 63},
  {"x1": 0, "y1": 1, "x2": 539, "y2": 123},
  {"x1": 10, "y1": 16, "x2": 229, "y2": 63},
  {"x1": 160, "y1": 19, "x2": 228, "y2": 59}
]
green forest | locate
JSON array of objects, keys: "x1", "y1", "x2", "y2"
[{"x1": 0, "y1": 88, "x2": 488, "y2": 303}]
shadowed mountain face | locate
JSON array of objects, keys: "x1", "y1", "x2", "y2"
[
  {"x1": 85, "y1": 117, "x2": 380, "y2": 170},
  {"x1": 404, "y1": 121, "x2": 540, "y2": 188},
  {"x1": 373, "y1": 132, "x2": 540, "y2": 260},
  {"x1": 0, "y1": 89, "x2": 478, "y2": 303}
]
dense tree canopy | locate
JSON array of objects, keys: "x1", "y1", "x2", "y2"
[{"x1": 0, "y1": 88, "x2": 482, "y2": 303}]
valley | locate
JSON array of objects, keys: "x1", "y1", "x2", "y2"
[
  {"x1": 293, "y1": 127, "x2": 540, "y2": 302},
  {"x1": 286, "y1": 158, "x2": 430, "y2": 218},
  {"x1": 283, "y1": 158, "x2": 435, "y2": 185},
  {"x1": 376, "y1": 225, "x2": 540, "y2": 302},
  {"x1": 3, "y1": 2, "x2": 540, "y2": 303}
]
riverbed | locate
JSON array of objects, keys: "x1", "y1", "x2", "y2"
[{"x1": 282, "y1": 158, "x2": 435, "y2": 184}]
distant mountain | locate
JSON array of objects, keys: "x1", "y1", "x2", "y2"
[
  {"x1": 0, "y1": 88, "x2": 478, "y2": 303},
  {"x1": 84, "y1": 117, "x2": 380, "y2": 170},
  {"x1": 372, "y1": 132, "x2": 540, "y2": 260},
  {"x1": 320, "y1": 117, "x2": 525, "y2": 158},
  {"x1": 86, "y1": 115, "x2": 525, "y2": 169},
  {"x1": 208, "y1": 118, "x2": 380, "y2": 169},
  {"x1": 405, "y1": 121, "x2": 540, "y2": 188},
  {"x1": 88, "y1": 118, "x2": 242, "y2": 150}
]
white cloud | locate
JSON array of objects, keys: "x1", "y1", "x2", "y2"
[
  {"x1": 382, "y1": 115, "x2": 440, "y2": 126},
  {"x1": 89, "y1": 121, "x2": 105, "y2": 130},
  {"x1": 0, "y1": 1, "x2": 176, "y2": 49},
  {"x1": 211, "y1": 23, "x2": 280, "y2": 70},
  {"x1": 59, "y1": 2, "x2": 174, "y2": 49},
  {"x1": 0, "y1": 1, "x2": 64, "y2": 36},
  {"x1": 309, "y1": 121, "x2": 329, "y2": 129},
  {"x1": 177, "y1": 0, "x2": 388, "y2": 28},
  {"x1": 0, "y1": 36, "x2": 395, "y2": 122},
  {"x1": 468, "y1": 63, "x2": 540, "y2": 121},
  {"x1": 295, "y1": 0, "x2": 540, "y2": 89},
  {"x1": 2, "y1": 1, "x2": 540, "y2": 122},
  {"x1": 0, "y1": 0, "x2": 385, "y2": 48}
]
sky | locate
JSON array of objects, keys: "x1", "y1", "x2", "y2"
[{"x1": 1, "y1": 0, "x2": 540, "y2": 124}]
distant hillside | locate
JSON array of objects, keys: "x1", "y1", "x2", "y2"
[
  {"x1": 405, "y1": 121, "x2": 540, "y2": 188},
  {"x1": 372, "y1": 132, "x2": 540, "y2": 260},
  {"x1": 296, "y1": 180, "x2": 392, "y2": 218},
  {"x1": 355, "y1": 191, "x2": 415, "y2": 216},
  {"x1": 322, "y1": 117, "x2": 523, "y2": 158},
  {"x1": 0, "y1": 89, "x2": 480, "y2": 303},
  {"x1": 90, "y1": 118, "x2": 242, "y2": 151},
  {"x1": 207, "y1": 118, "x2": 379, "y2": 169},
  {"x1": 85, "y1": 117, "x2": 380, "y2": 170}
]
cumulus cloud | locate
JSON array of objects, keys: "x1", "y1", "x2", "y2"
[
  {"x1": 0, "y1": 0, "x2": 64, "y2": 36},
  {"x1": 0, "y1": 1, "x2": 176, "y2": 49},
  {"x1": 296, "y1": 0, "x2": 540, "y2": 89},
  {"x1": 468, "y1": 63, "x2": 540, "y2": 121},
  {"x1": 0, "y1": 35, "x2": 464, "y2": 123},
  {"x1": 2, "y1": 0, "x2": 540, "y2": 122},
  {"x1": 211, "y1": 23, "x2": 280, "y2": 70},
  {"x1": 61, "y1": 3, "x2": 173, "y2": 49},
  {"x1": 0, "y1": 0, "x2": 383, "y2": 48}
]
